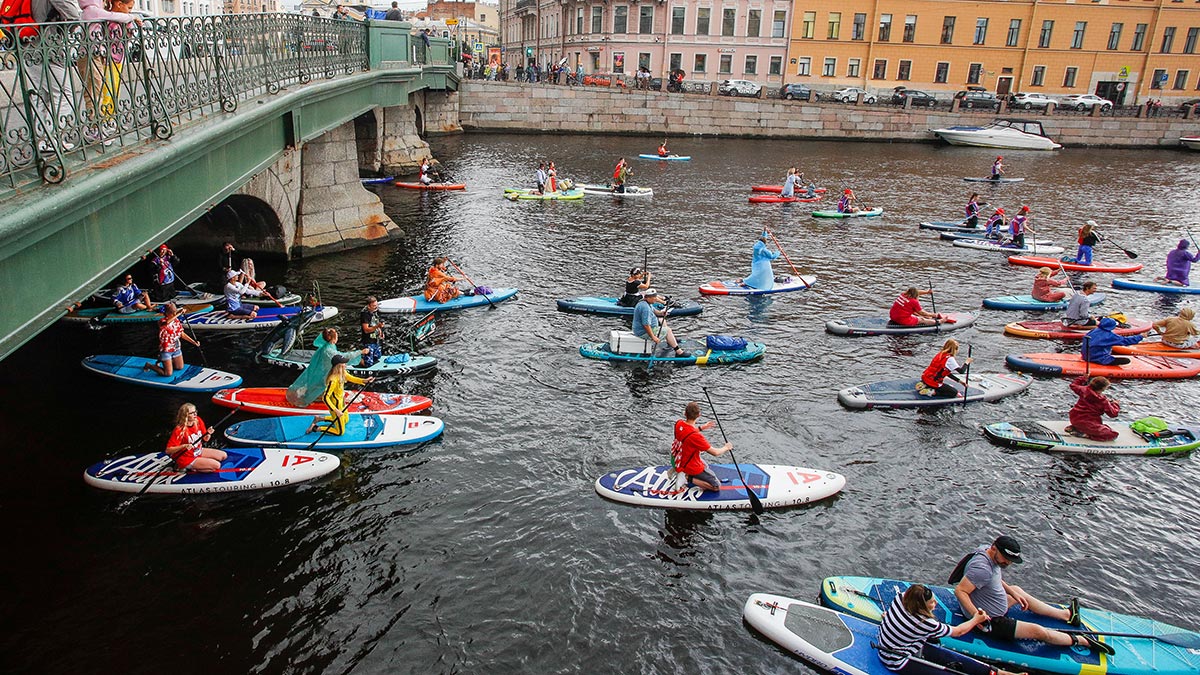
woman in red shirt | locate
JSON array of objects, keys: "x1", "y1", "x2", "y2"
[
  {"x1": 165, "y1": 403, "x2": 227, "y2": 471},
  {"x1": 890, "y1": 288, "x2": 943, "y2": 327}
]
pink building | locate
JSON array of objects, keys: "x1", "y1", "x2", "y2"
[{"x1": 501, "y1": 0, "x2": 792, "y2": 83}]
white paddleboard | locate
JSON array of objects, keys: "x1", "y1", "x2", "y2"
[
  {"x1": 83, "y1": 448, "x2": 340, "y2": 494},
  {"x1": 952, "y1": 240, "x2": 1064, "y2": 255},
  {"x1": 595, "y1": 464, "x2": 845, "y2": 510}
]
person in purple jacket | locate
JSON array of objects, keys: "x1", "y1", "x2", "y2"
[{"x1": 1158, "y1": 239, "x2": 1200, "y2": 286}]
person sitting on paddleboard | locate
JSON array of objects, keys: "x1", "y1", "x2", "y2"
[
  {"x1": 424, "y1": 257, "x2": 465, "y2": 304},
  {"x1": 145, "y1": 303, "x2": 199, "y2": 377},
  {"x1": 990, "y1": 156, "x2": 1004, "y2": 180},
  {"x1": 1157, "y1": 239, "x2": 1200, "y2": 286},
  {"x1": 890, "y1": 288, "x2": 949, "y2": 327},
  {"x1": 224, "y1": 269, "x2": 263, "y2": 319},
  {"x1": 1007, "y1": 205, "x2": 1030, "y2": 249},
  {"x1": 876, "y1": 584, "x2": 1025, "y2": 675},
  {"x1": 1065, "y1": 376, "x2": 1120, "y2": 441},
  {"x1": 166, "y1": 403, "x2": 227, "y2": 472},
  {"x1": 307, "y1": 355, "x2": 374, "y2": 436},
  {"x1": 837, "y1": 188, "x2": 858, "y2": 213},
  {"x1": 964, "y1": 193, "x2": 982, "y2": 228},
  {"x1": 984, "y1": 207, "x2": 1005, "y2": 240},
  {"x1": 671, "y1": 401, "x2": 732, "y2": 492},
  {"x1": 1031, "y1": 267, "x2": 1072, "y2": 303},
  {"x1": 743, "y1": 231, "x2": 781, "y2": 290},
  {"x1": 112, "y1": 273, "x2": 153, "y2": 314},
  {"x1": 780, "y1": 168, "x2": 800, "y2": 199},
  {"x1": 617, "y1": 267, "x2": 651, "y2": 307},
  {"x1": 952, "y1": 535, "x2": 1111, "y2": 655},
  {"x1": 534, "y1": 162, "x2": 548, "y2": 195},
  {"x1": 1152, "y1": 307, "x2": 1199, "y2": 349},
  {"x1": 419, "y1": 157, "x2": 437, "y2": 185},
  {"x1": 916, "y1": 339, "x2": 972, "y2": 397},
  {"x1": 1075, "y1": 220, "x2": 1100, "y2": 266},
  {"x1": 657, "y1": 139, "x2": 669, "y2": 157},
  {"x1": 1061, "y1": 281, "x2": 1098, "y2": 327},
  {"x1": 799, "y1": 172, "x2": 817, "y2": 198},
  {"x1": 633, "y1": 288, "x2": 686, "y2": 357},
  {"x1": 1082, "y1": 317, "x2": 1143, "y2": 366}
]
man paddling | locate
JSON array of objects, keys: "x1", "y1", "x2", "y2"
[
  {"x1": 633, "y1": 289, "x2": 685, "y2": 357},
  {"x1": 1061, "y1": 282, "x2": 1098, "y2": 327},
  {"x1": 671, "y1": 401, "x2": 732, "y2": 491}
]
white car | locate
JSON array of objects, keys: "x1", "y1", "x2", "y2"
[
  {"x1": 718, "y1": 79, "x2": 762, "y2": 97},
  {"x1": 831, "y1": 87, "x2": 877, "y2": 104},
  {"x1": 1059, "y1": 94, "x2": 1114, "y2": 112},
  {"x1": 1011, "y1": 92, "x2": 1059, "y2": 110}
]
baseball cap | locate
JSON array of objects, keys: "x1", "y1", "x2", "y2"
[
  {"x1": 227, "y1": 269, "x2": 241, "y2": 279},
  {"x1": 994, "y1": 535, "x2": 1023, "y2": 563},
  {"x1": 331, "y1": 354, "x2": 351, "y2": 365},
  {"x1": 640, "y1": 288, "x2": 659, "y2": 298}
]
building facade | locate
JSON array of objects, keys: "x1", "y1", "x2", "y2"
[{"x1": 783, "y1": 0, "x2": 1200, "y2": 105}]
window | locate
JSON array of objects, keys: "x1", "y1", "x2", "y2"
[
  {"x1": 852, "y1": 13, "x2": 866, "y2": 40},
  {"x1": 693, "y1": 53, "x2": 706, "y2": 73},
  {"x1": 722, "y1": 8, "x2": 735, "y2": 36},
  {"x1": 1108, "y1": 23, "x2": 1123, "y2": 50},
  {"x1": 797, "y1": 56, "x2": 810, "y2": 75},
  {"x1": 744, "y1": 55, "x2": 757, "y2": 74},
  {"x1": 575, "y1": 8, "x2": 583, "y2": 34},
  {"x1": 696, "y1": 8, "x2": 709, "y2": 35},
  {"x1": 1031, "y1": 65, "x2": 1045, "y2": 86},
  {"x1": 828, "y1": 12, "x2": 841, "y2": 39},
  {"x1": 1186, "y1": 27, "x2": 1199, "y2": 53},
  {"x1": 1161, "y1": 26, "x2": 1176, "y2": 53},
  {"x1": 898, "y1": 59, "x2": 911, "y2": 80},
  {"x1": 1039, "y1": 20, "x2": 1053, "y2": 48},
  {"x1": 639, "y1": 52, "x2": 650, "y2": 69},
  {"x1": 1007, "y1": 19, "x2": 1021, "y2": 47},
  {"x1": 1063, "y1": 67, "x2": 1078, "y2": 87},
  {"x1": 671, "y1": 7, "x2": 684, "y2": 35},
  {"x1": 801, "y1": 11, "x2": 815, "y2": 39},
  {"x1": 1072, "y1": 21, "x2": 1086, "y2": 49},
  {"x1": 823, "y1": 57, "x2": 836, "y2": 77},
  {"x1": 941, "y1": 16, "x2": 955, "y2": 44},
  {"x1": 967, "y1": 62, "x2": 982, "y2": 84},
  {"x1": 848, "y1": 58, "x2": 860, "y2": 77},
  {"x1": 974, "y1": 18, "x2": 988, "y2": 45},
  {"x1": 904, "y1": 15, "x2": 916, "y2": 42},
  {"x1": 879, "y1": 14, "x2": 892, "y2": 41},
  {"x1": 1132, "y1": 23, "x2": 1147, "y2": 51},
  {"x1": 934, "y1": 61, "x2": 949, "y2": 83},
  {"x1": 769, "y1": 56, "x2": 781, "y2": 75},
  {"x1": 747, "y1": 10, "x2": 760, "y2": 37},
  {"x1": 591, "y1": 6, "x2": 602, "y2": 33},
  {"x1": 669, "y1": 52, "x2": 682, "y2": 71},
  {"x1": 1175, "y1": 69, "x2": 1190, "y2": 88},
  {"x1": 592, "y1": 52, "x2": 601, "y2": 70},
  {"x1": 873, "y1": 59, "x2": 887, "y2": 79},
  {"x1": 614, "y1": 6, "x2": 627, "y2": 34},
  {"x1": 772, "y1": 11, "x2": 786, "y2": 38},
  {"x1": 719, "y1": 54, "x2": 732, "y2": 74},
  {"x1": 1151, "y1": 68, "x2": 1166, "y2": 88},
  {"x1": 639, "y1": 6, "x2": 653, "y2": 34}
]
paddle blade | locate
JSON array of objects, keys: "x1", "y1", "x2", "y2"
[{"x1": 747, "y1": 487, "x2": 765, "y2": 515}]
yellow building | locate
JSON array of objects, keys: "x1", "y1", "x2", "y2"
[{"x1": 784, "y1": 0, "x2": 1200, "y2": 105}]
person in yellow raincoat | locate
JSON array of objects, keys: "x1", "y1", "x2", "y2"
[{"x1": 308, "y1": 355, "x2": 373, "y2": 436}]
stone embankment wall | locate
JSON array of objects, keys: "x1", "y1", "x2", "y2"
[{"x1": 458, "y1": 81, "x2": 1199, "y2": 149}]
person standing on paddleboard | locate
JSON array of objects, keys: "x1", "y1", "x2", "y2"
[
  {"x1": 743, "y1": 231, "x2": 781, "y2": 290},
  {"x1": 618, "y1": 268, "x2": 651, "y2": 307},
  {"x1": 360, "y1": 296, "x2": 385, "y2": 367},
  {"x1": 534, "y1": 162, "x2": 548, "y2": 195},
  {"x1": 916, "y1": 339, "x2": 972, "y2": 397},
  {"x1": 166, "y1": 403, "x2": 227, "y2": 472},
  {"x1": 145, "y1": 303, "x2": 199, "y2": 377},
  {"x1": 890, "y1": 288, "x2": 948, "y2": 327},
  {"x1": 145, "y1": 244, "x2": 180, "y2": 303},
  {"x1": 1061, "y1": 282, "x2": 1098, "y2": 327},
  {"x1": 671, "y1": 401, "x2": 732, "y2": 492},
  {"x1": 951, "y1": 535, "x2": 1112, "y2": 655},
  {"x1": 1075, "y1": 221, "x2": 1100, "y2": 266},
  {"x1": 633, "y1": 289, "x2": 686, "y2": 357},
  {"x1": 990, "y1": 156, "x2": 1004, "y2": 180},
  {"x1": 781, "y1": 168, "x2": 800, "y2": 198},
  {"x1": 1008, "y1": 206, "x2": 1031, "y2": 249}
]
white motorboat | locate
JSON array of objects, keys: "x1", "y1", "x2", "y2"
[
  {"x1": 1180, "y1": 136, "x2": 1200, "y2": 150},
  {"x1": 932, "y1": 118, "x2": 1062, "y2": 150}
]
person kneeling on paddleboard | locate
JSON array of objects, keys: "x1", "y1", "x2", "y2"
[
  {"x1": 743, "y1": 231, "x2": 781, "y2": 290},
  {"x1": 146, "y1": 303, "x2": 199, "y2": 377},
  {"x1": 877, "y1": 584, "x2": 1025, "y2": 675},
  {"x1": 916, "y1": 339, "x2": 972, "y2": 397},
  {"x1": 984, "y1": 208, "x2": 1005, "y2": 240},
  {"x1": 633, "y1": 289, "x2": 686, "y2": 357},
  {"x1": 1082, "y1": 317, "x2": 1143, "y2": 366},
  {"x1": 424, "y1": 257, "x2": 465, "y2": 304},
  {"x1": 890, "y1": 288, "x2": 950, "y2": 327},
  {"x1": 964, "y1": 193, "x2": 982, "y2": 228},
  {"x1": 1157, "y1": 239, "x2": 1200, "y2": 286},
  {"x1": 1152, "y1": 307, "x2": 1199, "y2": 349},
  {"x1": 671, "y1": 401, "x2": 732, "y2": 492},
  {"x1": 1065, "y1": 376, "x2": 1120, "y2": 441},
  {"x1": 618, "y1": 268, "x2": 651, "y2": 307},
  {"x1": 166, "y1": 403, "x2": 227, "y2": 472},
  {"x1": 951, "y1": 535, "x2": 1113, "y2": 655},
  {"x1": 1061, "y1": 282, "x2": 1098, "y2": 327},
  {"x1": 657, "y1": 139, "x2": 670, "y2": 158}
]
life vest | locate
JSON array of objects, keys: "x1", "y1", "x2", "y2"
[
  {"x1": 922, "y1": 350, "x2": 953, "y2": 388},
  {"x1": 0, "y1": 0, "x2": 38, "y2": 41},
  {"x1": 613, "y1": 163, "x2": 623, "y2": 179},
  {"x1": 965, "y1": 201, "x2": 979, "y2": 217}
]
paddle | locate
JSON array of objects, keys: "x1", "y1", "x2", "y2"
[
  {"x1": 871, "y1": 643, "x2": 976, "y2": 675},
  {"x1": 701, "y1": 387, "x2": 765, "y2": 515},
  {"x1": 1083, "y1": 335, "x2": 1092, "y2": 379},
  {"x1": 1187, "y1": 226, "x2": 1199, "y2": 252},
  {"x1": 959, "y1": 345, "x2": 972, "y2": 407},
  {"x1": 765, "y1": 228, "x2": 811, "y2": 289},
  {"x1": 447, "y1": 258, "x2": 496, "y2": 309},
  {"x1": 1100, "y1": 235, "x2": 1138, "y2": 260},
  {"x1": 1055, "y1": 627, "x2": 1200, "y2": 650},
  {"x1": 137, "y1": 403, "x2": 243, "y2": 496},
  {"x1": 1057, "y1": 260, "x2": 1078, "y2": 294},
  {"x1": 927, "y1": 281, "x2": 942, "y2": 333},
  {"x1": 181, "y1": 310, "x2": 207, "y2": 367}
]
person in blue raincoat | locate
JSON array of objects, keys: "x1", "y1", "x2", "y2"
[
  {"x1": 285, "y1": 327, "x2": 369, "y2": 406},
  {"x1": 742, "y1": 231, "x2": 781, "y2": 290},
  {"x1": 1081, "y1": 317, "x2": 1143, "y2": 366}
]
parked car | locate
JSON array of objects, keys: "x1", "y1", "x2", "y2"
[
  {"x1": 892, "y1": 89, "x2": 937, "y2": 107},
  {"x1": 780, "y1": 83, "x2": 817, "y2": 101},
  {"x1": 1010, "y1": 92, "x2": 1059, "y2": 110},
  {"x1": 1059, "y1": 94, "x2": 1113, "y2": 111},
  {"x1": 719, "y1": 79, "x2": 762, "y2": 97},
  {"x1": 953, "y1": 90, "x2": 999, "y2": 109},
  {"x1": 831, "y1": 87, "x2": 876, "y2": 104}
]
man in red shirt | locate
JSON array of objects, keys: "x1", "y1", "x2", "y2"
[{"x1": 671, "y1": 401, "x2": 732, "y2": 491}]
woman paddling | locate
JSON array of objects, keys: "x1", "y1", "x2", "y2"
[
  {"x1": 1031, "y1": 267, "x2": 1072, "y2": 303},
  {"x1": 1152, "y1": 307, "x2": 1199, "y2": 349},
  {"x1": 916, "y1": 339, "x2": 973, "y2": 397},
  {"x1": 890, "y1": 288, "x2": 951, "y2": 327},
  {"x1": 964, "y1": 193, "x2": 982, "y2": 228},
  {"x1": 165, "y1": 403, "x2": 227, "y2": 472},
  {"x1": 285, "y1": 327, "x2": 369, "y2": 407},
  {"x1": 145, "y1": 302, "x2": 199, "y2": 377},
  {"x1": 1075, "y1": 220, "x2": 1101, "y2": 266},
  {"x1": 742, "y1": 231, "x2": 781, "y2": 290},
  {"x1": 837, "y1": 188, "x2": 858, "y2": 214},
  {"x1": 308, "y1": 355, "x2": 374, "y2": 436},
  {"x1": 984, "y1": 207, "x2": 1005, "y2": 240},
  {"x1": 1065, "y1": 376, "x2": 1120, "y2": 441},
  {"x1": 618, "y1": 267, "x2": 651, "y2": 307},
  {"x1": 1157, "y1": 239, "x2": 1200, "y2": 286},
  {"x1": 1008, "y1": 205, "x2": 1031, "y2": 249}
]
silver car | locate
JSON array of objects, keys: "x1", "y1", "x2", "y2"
[
  {"x1": 1059, "y1": 94, "x2": 1114, "y2": 112},
  {"x1": 831, "y1": 87, "x2": 877, "y2": 104},
  {"x1": 718, "y1": 79, "x2": 762, "y2": 97},
  {"x1": 1011, "y1": 92, "x2": 1059, "y2": 110}
]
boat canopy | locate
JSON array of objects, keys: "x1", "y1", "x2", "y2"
[{"x1": 990, "y1": 118, "x2": 1051, "y2": 138}]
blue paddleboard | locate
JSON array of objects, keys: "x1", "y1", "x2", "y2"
[
  {"x1": 378, "y1": 288, "x2": 518, "y2": 314},
  {"x1": 580, "y1": 338, "x2": 765, "y2": 365},
  {"x1": 744, "y1": 594, "x2": 899, "y2": 675},
  {"x1": 63, "y1": 304, "x2": 213, "y2": 324},
  {"x1": 360, "y1": 176, "x2": 395, "y2": 184},
  {"x1": 81, "y1": 355, "x2": 242, "y2": 392},
  {"x1": 982, "y1": 293, "x2": 1106, "y2": 311},
  {"x1": 223, "y1": 414, "x2": 444, "y2": 450},
  {"x1": 555, "y1": 296, "x2": 702, "y2": 317},
  {"x1": 919, "y1": 221, "x2": 980, "y2": 233},
  {"x1": 1112, "y1": 279, "x2": 1200, "y2": 295},
  {"x1": 637, "y1": 154, "x2": 690, "y2": 161}
]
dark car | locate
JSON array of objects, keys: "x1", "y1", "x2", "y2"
[
  {"x1": 892, "y1": 89, "x2": 937, "y2": 107},
  {"x1": 780, "y1": 83, "x2": 818, "y2": 101},
  {"x1": 954, "y1": 90, "x2": 999, "y2": 109}
]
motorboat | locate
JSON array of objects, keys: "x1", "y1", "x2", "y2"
[
  {"x1": 1180, "y1": 136, "x2": 1200, "y2": 150},
  {"x1": 932, "y1": 118, "x2": 1062, "y2": 150}
]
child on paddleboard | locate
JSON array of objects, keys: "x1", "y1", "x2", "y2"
[{"x1": 1065, "y1": 376, "x2": 1120, "y2": 441}]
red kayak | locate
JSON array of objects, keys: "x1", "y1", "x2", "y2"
[
  {"x1": 212, "y1": 387, "x2": 433, "y2": 416},
  {"x1": 395, "y1": 182, "x2": 467, "y2": 191},
  {"x1": 1007, "y1": 255, "x2": 1143, "y2": 274},
  {"x1": 1003, "y1": 319, "x2": 1152, "y2": 340},
  {"x1": 748, "y1": 195, "x2": 823, "y2": 204},
  {"x1": 750, "y1": 185, "x2": 828, "y2": 194}
]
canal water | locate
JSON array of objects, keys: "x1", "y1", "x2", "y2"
[{"x1": 1, "y1": 135, "x2": 1198, "y2": 674}]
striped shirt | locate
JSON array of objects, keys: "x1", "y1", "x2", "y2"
[{"x1": 877, "y1": 597, "x2": 952, "y2": 670}]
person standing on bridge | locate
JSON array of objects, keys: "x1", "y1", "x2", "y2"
[
  {"x1": 29, "y1": 0, "x2": 82, "y2": 155},
  {"x1": 384, "y1": 1, "x2": 401, "y2": 21}
]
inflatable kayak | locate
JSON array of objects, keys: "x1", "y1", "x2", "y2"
[
  {"x1": 1114, "y1": 340, "x2": 1200, "y2": 359},
  {"x1": 963, "y1": 176, "x2": 1025, "y2": 183},
  {"x1": 62, "y1": 304, "x2": 212, "y2": 325},
  {"x1": 360, "y1": 176, "x2": 395, "y2": 184},
  {"x1": 261, "y1": 349, "x2": 438, "y2": 377},
  {"x1": 981, "y1": 293, "x2": 1105, "y2": 311},
  {"x1": 1008, "y1": 255, "x2": 1143, "y2": 274},
  {"x1": 744, "y1": 594, "x2": 905, "y2": 675},
  {"x1": 81, "y1": 355, "x2": 242, "y2": 392},
  {"x1": 224, "y1": 414, "x2": 444, "y2": 450},
  {"x1": 919, "y1": 221, "x2": 980, "y2": 232},
  {"x1": 578, "y1": 183, "x2": 653, "y2": 197},
  {"x1": 698, "y1": 275, "x2": 817, "y2": 296},
  {"x1": 1005, "y1": 353, "x2": 1200, "y2": 379},
  {"x1": 940, "y1": 232, "x2": 1053, "y2": 245},
  {"x1": 184, "y1": 305, "x2": 338, "y2": 330},
  {"x1": 952, "y1": 240, "x2": 1064, "y2": 255},
  {"x1": 84, "y1": 448, "x2": 340, "y2": 495},
  {"x1": 748, "y1": 194, "x2": 822, "y2": 204},
  {"x1": 595, "y1": 464, "x2": 844, "y2": 511},
  {"x1": 92, "y1": 286, "x2": 221, "y2": 307},
  {"x1": 812, "y1": 207, "x2": 883, "y2": 219},
  {"x1": 1111, "y1": 279, "x2": 1200, "y2": 295},
  {"x1": 395, "y1": 182, "x2": 466, "y2": 190},
  {"x1": 637, "y1": 154, "x2": 690, "y2": 161},
  {"x1": 826, "y1": 313, "x2": 976, "y2": 336},
  {"x1": 983, "y1": 420, "x2": 1200, "y2": 455},
  {"x1": 750, "y1": 185, "x2": 827, "y2": 194},
  {"x1": 211, "y1": 387, "x2": 433, "y2": 416},
  {"x1": 1003, "y1": 319, "x2": 1152, "y2": 340},
  {"x1": 555, "y1": 296, "x2": 702, "y2": 317},
  {"x1": 837, "y1": 373, "x2": 1032, "y2": 409},
  {"x1": 821, "y1": 575, "x2": 1200, "y2": 675},
  {"x1": 580, "y1": 336, "x2": 765, "y2": 365},
  {"x1": 378, "y1": 288, "x2": 518, "y2": 314}
]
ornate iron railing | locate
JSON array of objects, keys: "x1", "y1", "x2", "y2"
[{"x1": 0, "y1": 13, "x2": 369, "y2": 189}]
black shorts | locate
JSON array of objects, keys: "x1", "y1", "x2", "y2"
[{"x1": 975, "y1": 615, "x2": 1017, "y2": 641}]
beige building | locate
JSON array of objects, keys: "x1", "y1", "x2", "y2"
[{"x1": 783, "y1": 0, "x2": 1200, "y2": 105}]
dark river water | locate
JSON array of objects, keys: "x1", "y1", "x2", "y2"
[{"x1": 2, "y1": 135, "x2": 1199, "y2": 675}]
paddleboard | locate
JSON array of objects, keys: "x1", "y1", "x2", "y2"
[
  {"x1": 826, "y1": 313, "x2": 976, "y2": 336},
  {"x1": 698, "y1": 275, "x2": 818, "y2": 296},
  {"x1": 211, "y1": 387, "x2": 433, "y2": 416},
  {"x1": 637, "y1": 154, "x2": 690, "y2": 161},
  {"x1": 1111, "y1": 279, "x2": 1200, "y2": 295},
  {"x1": 578, "y1": 184, "x2": 653, "y2": 197},
  {"x1": 554, "y1": 296, "x2": 702, "y2": 317},
  {"x1": 240, "y1": 292, "x2": 302, "y2": 307},
  {"x1": 503, "y1": 189, "x2": 583, "y2": 201},
  {"x1": 940, "y1": 232, "x2": 1053, "y2": 244},
  {"x1": 983, "y1": 420, "x2": 1200, "y2": 455},
  {"x1": 224, "y1": 414, "x2": 444, "y2": 450},
  {"x1": 83, "y1": 448, "x2": 339, "y2": 494},
  {"x1": 750, "y1": 185, "x2": 827, "y2": 194},
  {"x1": 963, "y1": 176, "x2": 1026, "y2": 183},
  {"x1": 595, "y1": 464, "x2": 844, "y2": 511},
  {"x1": 812, "y1": 208, "x2": 884, "y2": 219},
  {"x1": 919, "y1": 221, "x2": 980, "y2": 232},
  {"x1": 981, "y1": 294, "x2": 1106, "y2": 311},
  {"x1": 1114, "y1": 340, "x2": 1200, "y2": 359},
  {"x1": 92, "y1": 286, "x2": 221, "y2": 307},
  {"x1": 378, "y1": 288, "x2": 518, "y2": 314},
  {"x1": 395, "y1": 181, "x2": 466, "y2": 190},
  {"x1": 62, "y1": 304, "x2": 213, "y2": 325},
  {"x1": 837, "y1": 373, "x2": 1032, "y2": 409},
  {"x1": 952, "y1": 240, "x2": 1064, "y2": 255},
  {"x1": 1005, "y1": 353, "x2": 1200, "y2": 379},
  {"x1": 1008, "y1": 255, "x2": 1143, "y2": 274},
  {"x1": 743, "y1": 594, "x2": 895, "y2": 675},
  {"x1": 579, "y1": 338, "x2": 765, "y2": 365},
  {"x1": 749, "y1": 195, "x2": 822, "y2": 204},
  {"x1": 821, "y1": 575, "x2": 1200, "y2": 675},
  {"x1": 1003, "y1": 319, "x2": 1152, "y2": 340},
  {"x1": 81, "y1": 355, "x2": 242, "y2": 392},
  {"x1": 261, "y1": 349, "x2": 439, "y2": 377},
  {"x1": 360, "y1": 176, "x2": 395, "y2": 184},
  {"x1": 184, "y1": 305, "x2": 338, "y2": 330}
]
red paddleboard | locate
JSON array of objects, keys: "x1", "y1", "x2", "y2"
[
  {"x1": 1005, "y1": 353, "x2": 1200, "y2": 379},
  {"x1": 394, "y1": 182, "x2": 467, "y2": 191},
  {"x1": 750, "y1": 185, "x2": 827, "y2": 194},
  {"x1": 1003, "y1": 319, "x2": 1152, "y2": 340},
  {"x1": 212, "y1": 387, "x2": 433, "y2": 416},
  {"x1": 748, "y1": 194, "x2": 822, "y2": 204},
  {"x1": 1006, "y1": 255, "x2": 1143, "y2": 274},
  {"x1": 1114, "y1": 341, "x2": 1200, "y2": 359}
]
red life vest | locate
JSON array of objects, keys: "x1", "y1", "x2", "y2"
[{"x1": 922, "y1": 351, "x2": 953, "y2": 388}]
